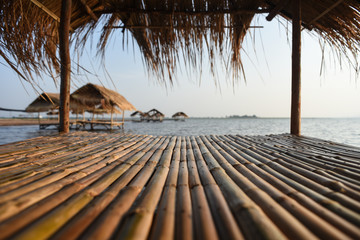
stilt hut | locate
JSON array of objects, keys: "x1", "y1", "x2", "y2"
[
  {"x1": 130, "y1": 111, "x2": 147, "y2": 122},
  {"x1": 70, "y1": 83, "x2": 136, "y2": 128},
  {"x1": 25, "y1": 93, "x2": 60, "y2": 113},
  {"x1": 146, "y1": 109, "x2": 165, "y2": 122},
  {"x1": 25, "y1": 93, "x2": 60, "y2": 127},
  {"x1": 172, "y1": 112, "x2": 189, "y2": 121}
]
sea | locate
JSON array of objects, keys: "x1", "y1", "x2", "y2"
[{"x1": 0, "y1": 118, "x2": 359, "y2": 147}]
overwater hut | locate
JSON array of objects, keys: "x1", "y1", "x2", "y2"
[
  {"x1": 25, "y1": 93, "x2": 60, "y2": 114},
  {"x1": 146, "y1": 109, "x2": 165, "y2": 122},
  {"x1": 172, "y1": 112, "x2": 189, "y2": 121},
  {"x1": 70, "y1": 83, "x2": 136, "y2": 127},
  {"x1": 130, "y1": 111, "x2": 147, "y2": 122},
  {"x1": 25, "y1": 93, "x2": 60, "y2": 125}
]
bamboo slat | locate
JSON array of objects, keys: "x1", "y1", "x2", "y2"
[{"x1": 0, "y1": 132, "x2": 359, "y2": 239}]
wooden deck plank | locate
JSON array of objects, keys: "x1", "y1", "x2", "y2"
[{"x1": 0, "y1": 132, "x2": 359, "y2": 239}]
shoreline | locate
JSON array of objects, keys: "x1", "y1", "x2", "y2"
[{"x1": 0, "y1": 118, "x2": 59, "y2": 126}]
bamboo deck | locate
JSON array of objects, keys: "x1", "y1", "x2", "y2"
[{"x1": 0, "y1": 132, "x2": 359, "y2": 239}]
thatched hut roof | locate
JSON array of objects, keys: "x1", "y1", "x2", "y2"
[
  {"x1": 70, "y1": 83, "x2": 136, "y2": 111},
  {"x1": 146, "y1": 109, "x2": 164, "y2": 117},
  {"x1": 25, "y1": 93, "x2": 60, "y2": 113},
  {"x1": 172, "y1": 112, "x2": 189, "y2": 118},
  {"x1": 130, "y1": 111, "x2": 144, "y2": 117},
  {"x1": 1, "y1": 1, "x2": 359, "y2": 82},
  {"x1": 86, "y1": 108, "x2": 122, "y2": 115}
]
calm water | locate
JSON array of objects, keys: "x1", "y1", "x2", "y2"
[{"x1": 0, "y1": 118, "x2": 359, "y2": 147}]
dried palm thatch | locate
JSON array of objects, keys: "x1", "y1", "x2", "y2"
[
  {"x1": 25, "y1": 93, "x2": 60, "y2": 113},
  {"x1": 0, "y1": 0, "x2": 359, "y2": 84},
  {"x1": 147, "y1": 109, "x2": 164, "y2": 117},
  {"x1": 172, "y1": 112, "x2": 189, "y2": 118},
  {"x1": 86, "y1": 107, "x2": 122, "y2": 115},
  {"x1": 130, "y1": 111, "x2": 144, "y2": 117},
  {"x1": 70, "y1": 83, "x2": 135, "y2": 111}
]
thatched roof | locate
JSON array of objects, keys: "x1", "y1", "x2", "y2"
[
  {"x1": 172, "y1": 112, "x2": 189, "y2": 118},
  {"x1": 130, "y1": 111, "x2": 144, "y2": 117},
  {"x1": 147, "y1": 109, "x2": 164, "y2": 117},
  {"x1": 70, "y1": 83, "x2": 136, "y2": 111},
  {"x1": 86, "y1": 107, "x2": 122, "y2": 115},
  {"x1": 1, "y1": 1, "x2": 359, "y2": 82},
  {"x1": 25, "y1": 93, "x2": 60, "y2": 113}
]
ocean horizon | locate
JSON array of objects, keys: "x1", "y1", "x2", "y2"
[{"x1": 0, "y1": 117, "x2": 359, "y2": 147}]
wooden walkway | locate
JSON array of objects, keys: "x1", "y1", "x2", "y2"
[
  {"x1": 0, "y1": 133, "x2": 359, "y2": 239},
  {"x1": 75, "y1": 120, "x2": 124, "y2": 130}
]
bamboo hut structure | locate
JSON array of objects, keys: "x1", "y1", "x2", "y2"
[
  {"x1": 70, "y1": 83, "x2": 135, "y2": 129},
  {"x1": 1, "y1": 0, "x2": 359, "y2": 133},
  {"x1": 130, "y1": 111, "x2": 147, "y2": 122},
  {"x1": 172, "y1": 112, "x2": 189, "y2": 121},
  {"x1": 25, "y1": 93, "x2": 60, "y2": 128},
  {"x1": 25, "y1": 93, "x2": 60, "y2": 113},
  {"x1": 146, "y1": 109, "x2": 165, "y2": 122}
]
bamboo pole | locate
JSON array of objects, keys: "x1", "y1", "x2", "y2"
[
  {"x1": 190, "y1": 137, "x2": 244, "y2": 239},
  {"x1": 59, "y1": 0, "x2": 72, "y2": 133},
  {"x1": 111, "y1": 107, "x2": 114, "y2": 130},
  {"x1": 122, "y1": 110, "x2": 125, "y2": 129},
  {"x1": 204, "y1": 136, "x2": 352, "y2": 239},
  {"x1": 175, "y1": 137, "x2": 193, "y2": 240},
  {"x1": 291, "y1": 0, "x2": 301, "y2": 135}
]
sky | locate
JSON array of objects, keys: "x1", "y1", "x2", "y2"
[{"x1": 0, "y1": 15, "x2": 359, "y2": 119}]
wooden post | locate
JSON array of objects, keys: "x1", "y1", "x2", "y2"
[
  {"x1": 122, "y1": 110, "x2": 125, "y2": 129},
  {"x1": 110, "y1": 107, "x2": 114, "y2": 129},
  {"x1": 291, "y1": 0, "x2": 301, "y2": 135},
  {"x1": 59, "y1": 0, "x2": 72, "y2": 133}
]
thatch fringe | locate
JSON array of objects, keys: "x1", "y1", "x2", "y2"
[{"x1": 1, "y1": 1, "x2": 359, "y2": 84}]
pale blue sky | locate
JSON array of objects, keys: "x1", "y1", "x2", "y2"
[{"x1": 0, "y1": 16, "x2": 359, "y2": 118}]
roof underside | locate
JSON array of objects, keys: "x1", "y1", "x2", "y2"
[{"x1": 0, "y1": 0, "x2": 359, "y2": 83}]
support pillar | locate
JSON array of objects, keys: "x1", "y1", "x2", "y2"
[
  {"x1": 291, "y1": 0, "x2": 301, "y2": 135},
  {"x1": 59, "y1": 0, "x2": 72, "y2": 133}
]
